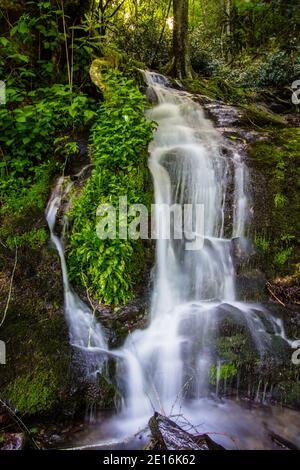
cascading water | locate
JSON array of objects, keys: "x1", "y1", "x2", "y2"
[
  {"x1": 113, "y1": 72, "x2": 290, "y2": 426},
  {"x1": 46, "y1": 72, "x2": 292, "y2": 447},
  {"x1": 46, "y1": 175, "x2": 108, "y2": 378}
]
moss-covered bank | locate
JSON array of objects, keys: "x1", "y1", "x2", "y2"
[{"x1": 249, "y1": 128, "x2": 300, "y2": 278}]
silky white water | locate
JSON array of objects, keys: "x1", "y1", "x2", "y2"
[
  {"x1": 46, "y1": 176, "x2": 107, "y2": 375},
  {"x1": 46, "y1": 72, "x2": 291, "y2": 443},
  {"x1": 113, "y1": 72, "x2": 288, "y2": 423}
]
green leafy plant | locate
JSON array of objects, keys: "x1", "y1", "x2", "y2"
[
  {"x1": 255, "y1": 234, "x2": 270, "y2": 253},
  {"x1": 274, "y1": 248, "x2": 293, "y2": 266},
  {"x1": 67, "y1": 70, "x2": 154, "y2": 305},
  {"x1": 0, "y1": 83, "x2": 96, "y2": 212},
  {"x1": 273, "y1": 234, "x2": 295, "y2": 266}
]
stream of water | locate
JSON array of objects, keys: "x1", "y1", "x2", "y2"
[{"x1": 46, "y1": 72, "x2": 294, "y2": 449}]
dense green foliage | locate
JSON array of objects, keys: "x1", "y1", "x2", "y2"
[
  {"x1": 2, "y1": 1, "x2": 298, "y2": 87},
  {"x1": 0, "y1": 2, "x2": 98, "y2": 250},
  {"x1": 67, "y1": 70, "x2": 154, "y2": 304},
  {"x1": 0, "y1": 85, "x2": 95, "y2": 211},
  {"x1": 0, "y1": 83, "x2": 96, "y2": 249}
]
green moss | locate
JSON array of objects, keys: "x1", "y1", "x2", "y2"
[
  {"x1": 240, "y1": 103, "x2": 286, "y2": 128},
  {"x1": 216, "y1": 333, "x2": 258, "y2": 366},
  {"x1": 0, "y1": 193, "x2": 49, "y2": 253},
  {"x1": 250, "y1": 128, "x2": 300, "y2": 276},
  {"x1": 0, "y1": 241, "x2": 75, "y2": 417},
  {"x1": 4, "y1": 367, "x2": 59, "y2": 415},
  {"x1": 255, "y1": 234, "x2": 270, "y2": 253},
  {"x1": 184, "y1": 76, "x2": 253, "y2": 104},
  {"x1": 209, "y1": 363, "x2": 237, "y2": 385},
  {"x1": 4, "y1": 228, "x2": 48, "y2": 250}
]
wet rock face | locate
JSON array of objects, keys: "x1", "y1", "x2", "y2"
[
  {"x1": 235, "y1": 268, "x2": 268, "y2": 301},
  {"x1": 204, "y1": 100, "x2": 244, "y2": 128},
  {"x1": 148, "y1": 412, "x2": 224, "y2": 450},
  {"x1": 97, "y1": 297, "x2": 149, "y2": 349},
  {"x1": 74, "y1": 260, "x2": 152, "y2": 350},
  {"x1": 201, "y1": 100, "x2": 266, "y2": 300}
]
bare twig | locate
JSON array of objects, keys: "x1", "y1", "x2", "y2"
[
  {"x1": 60, "y1": 0, "x2": 71, "y2": 87},
  {"x1": 85, "y1": 286, "x2": 97, "y2": 348},
  {"x1": 266, "y1": 282, "x2": 285, "y2": 307},
  {"x1": 0, "y1": 399, "x2": 40, "y2": 449},
  {"x1": 0, "y1": 246, "x2": 17, "y2": 329},
  {"x1": 169, "y1": 376, "x2": 193, "y2": 418}
]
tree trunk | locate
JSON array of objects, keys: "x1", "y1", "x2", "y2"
[
  {"x1": 200, "y1": 0, "x2": 208, "y2": 27},
  {"x1": 225, "y1": 0, "x2": 231, "y2": 37},
  {"x1": 172, "y1": 0, "x2": 193, "y2": 79}
]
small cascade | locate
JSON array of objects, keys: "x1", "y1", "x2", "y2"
[{"x1": 46, "y1": 176, "x2": 108, "y2": 378}]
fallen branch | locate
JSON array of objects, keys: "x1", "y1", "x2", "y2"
[
  {"x1": 0, "y1": 246, "x2": 18, "y2": 329},
  {"x1": 149, "y1": 412, "x2": 225, "y2": 450},
  {"x1": 0, "y1": 399, "x2": 40, "y2": 449},
  {"x1": 266, "y1": 282, "x2": 285, "y2": 307},
  {"x1": 269, "y1": 430, "x2": 299, "y2": 450}
]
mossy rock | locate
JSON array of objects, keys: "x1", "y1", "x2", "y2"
[
  {"x1": 240, "y1": 103, "x2": 287, "y2": 128},
  {"x1": 248, "y1": 127, "x2": 300, "y2": 278},
  {"x1": 0, "y1": 237, "x2": 118, "y2": 418},
  {"x1": 184, "y1": 76, "x2": 254, "y2": 104},
  {"x1": 0, "y1": 243, "x2": 72, "y2": 417},
  {"x1": 4, "y1": 367, "x2": 59, "y2": 415},
  {"x1": 216, "y1": 333, "x2": 257, "y2": 366}
]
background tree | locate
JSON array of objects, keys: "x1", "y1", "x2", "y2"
[{"x1": 171, "y1": 0, "x2": 193, "y2": 79}]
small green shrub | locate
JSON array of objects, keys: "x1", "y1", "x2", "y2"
[
  {"x1": 274, "y1": 193, "x2": 288, "y2": 209},
  {"x1": 274, "y1": 248, "x2": 293, "y2": 266}
]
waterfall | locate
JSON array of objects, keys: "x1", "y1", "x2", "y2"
[
  {"x1": 114, "y1": 71, "x2": 290, "y2": 422},
  {"x1": 46, "y1": 72, "x2": 291, "y2": 437}
]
